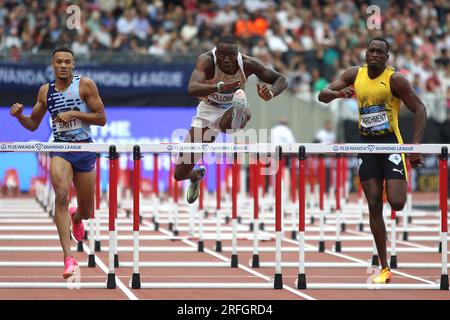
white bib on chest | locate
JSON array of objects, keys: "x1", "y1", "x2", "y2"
[{"x1": 201, "y1": 47, "x2": 247, "y2": 108}]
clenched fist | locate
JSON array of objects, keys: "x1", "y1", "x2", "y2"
[
  {"x1": 10, "y1": 103, "x2": 24, "y2": 118},
  {"x1": 257, "y1": 82, "x2": 273, "y2": 101},
  {"x1": 409, "y1": 154, "x2": 424, "y2": 168},
  {"x1": 54, "y1": 111, "x2": 75, "y2": 124},
  {"x1": 338, "y1": 86, "x2": 354, "y2": 98}
]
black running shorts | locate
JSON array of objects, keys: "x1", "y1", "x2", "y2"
[{"x1": 358, "y1": 133, "x2": 407, "y2": 181}]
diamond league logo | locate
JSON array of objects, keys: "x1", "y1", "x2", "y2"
[
  {"x1": 35, "y1": 143, "x2": 43, "y2": 150},
  {"x1": 367, "y1": 145, "x2": 375, "y2": 152},
  {"x1": 201, "y1": 144, "x2": 209, "y2": 151},
  {"x1": 333, "y1": 145, "x2": 339, "y2": 152},
  {"x1": 0, "y1": 144, "x2": 6, "y2": 150},
  {"x1": 166, "y1": 145, "x2": 173, "y2": 151}
]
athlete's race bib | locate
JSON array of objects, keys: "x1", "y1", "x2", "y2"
[
  {"x1": 55, "y1": 118, "x2": 83, "y2": 137},
  {"x1": 359, "y1": 104, "x2": 390, "y2": 134},
  {"x1": 207, "y1": 92, "x2": 235, "y2": 109}
]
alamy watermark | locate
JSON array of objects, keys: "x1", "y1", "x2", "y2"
[
  {"x1": 171, "y1": 127, "x2": 282, "y2": 176},
  {"x1": 66, "y1": 268, "x2": 81, "y2": 289},
  {"x1": 66, "y1": 5, "x2": 82, "y2": 30},
  {"x1": 366, "y1": 5, "x2": 382, "y2": 30}
]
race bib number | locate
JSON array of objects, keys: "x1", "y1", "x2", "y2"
[
  {"x1": 388, "y1": 154, "x2": 402, "y2": 165},
  {"x1": 360, "y1": 104, "x2": 390, "y2": 133},
  {"x1": 55, "y1": 118, "x2": 82, "y2": 136},
  {"x1": 207, "y1": 92, "x2": 235, "y2": 108}
]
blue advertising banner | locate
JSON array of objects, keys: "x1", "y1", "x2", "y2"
[
  {"x1": 0, "y1": 63, "x2": 197, "y2": 106},
  {"x1": 0, "y1": 63, "x2": 193, "y2": 93}
]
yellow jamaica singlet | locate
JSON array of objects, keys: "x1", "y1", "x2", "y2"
[{"x1": 354, "y1": 64, "x2": 403, "y2": 143}]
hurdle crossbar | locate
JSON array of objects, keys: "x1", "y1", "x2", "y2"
[{"x1": 2, "y1": 142, "x2": 448, "y2": 291}]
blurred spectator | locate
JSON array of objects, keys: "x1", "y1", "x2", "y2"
[
  {"x1": 180, "y1": 14, "x2": 198, "y2": 44},
  {"x1": 314, "y1": 119, "x2": 336, "y2": 144},
  {"x1": 129, "y1": 35, "x2": 148, "y2": 55},
  {"x1": 116, "y1": 8, "x2": 138, "y2": 35},
  {"x1": 234, "y1": 6, "x2": 252, "y2": 41},
  {"x1": 244, "y1": 0, "x2": 275, "y2": 14},
  {"x1": 442, "y1": 64, "x2": 450, "y2": 93},
  {"x1": 426, "y1": 70, "x2": 442, "y2": 93},
  {"x1": 148, "y1": 25, "x2": 171, "y2": 56},
  {"x1": 270, "y1": 116, "x2": 296, "y2": 144},
  {"x1": 0, "y1": 0, "x2": 447, "y2": 105},
  {"x1": 91, "y1": 24, "x2": 113, "y2": 49},
  {"x1": 287, "y1": 58, "x2": 312, "y2": 98},
  {"x1": 5, "y1": 26, "x2": 21, "y2": 48},
  {"x1": 0, "y1": 0, "x2": 8, "y2": 27},
  {"x1": 86, "y1": 10, "x2": 102, "y2": 34},
  {"x1": 272, "y1": 51, "x2": 289, "y2": 75},
  {"x1": 447, "y1": 87, "x2": 450, "y2": 110},
  {"x1": 196, "y1": 27, "x2": 215, "y2": 51},
  {"x1": 311, "y1": 69, "x2": 329, "y2": 94},
  {"x1": 412, "y1": 74, "x2": 424, "y2": 95},
  {"x1": 265, "y1": 22, "x2": 291, "y2": 54},
  {"x1": 214, "y1": 4, "x2": 238, "y2": 28},
  {"x1": 9, "y1": 44, "x2": 20, "y2": 62},
  {"x1": 276, "y1": 2, "x2": 302, "y2": 34},
  {"x1": 251, "y1": 37, "x2": 269, "y2": 57},
  {"x1": 253, "y1": 11, "x2": 269, "y2": 34},
  {"x1": 435, "y1": 48, "x2": 449, "y2": 68},
  {"x1": 71, "y1": 33, "x2": 90, "y2": 58},
  {"x1": 135, "y1": 3, "x2": 153, "y2": 43}
]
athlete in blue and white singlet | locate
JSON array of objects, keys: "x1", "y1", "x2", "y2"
[
  {"x1": 10, "y1": 47, "x2": 106, "y2": 279},
  {"x1": 47, "y1": 74, "x2": 97, "y2": 172}
]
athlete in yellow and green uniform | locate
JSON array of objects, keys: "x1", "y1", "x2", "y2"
[{"x1": 319, "y1": 38, "x2": 427, "y2": 284}]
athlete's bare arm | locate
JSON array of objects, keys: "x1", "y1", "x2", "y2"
[
  {"x1": 54, "y1": 77, "x2": 106, "y2": 126},
  {"x1": 390, "y1": 72, "x2": 427, "y2": 143},
  {"x1": 243, "y1": 56, "x2": 288, "y2": 101},
  {"x1": 187, "y1": 54, "x2": 240, "y2": 97},
  {"x1": 10, "y1": 84, "x2": 48, "y2": 131},
  {"x1": 318, "y1": 67, "x2": 359, "y2": 103},
  {"x1": 390, "y1": 72, "x2": 427, "y2": 167}
]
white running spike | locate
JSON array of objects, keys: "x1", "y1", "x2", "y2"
[{"x1": 230, "y1": 89, "x2": 248, "y2": 130}]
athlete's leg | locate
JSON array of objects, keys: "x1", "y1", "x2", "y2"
[
  {"x1": 50, "y1": 156, "x2": 74, "y2": 259},
  {"x1": 385, "y1": 180, "x2": 407, "y2": 211},
  {"x1": 174, "y1": 126, "x2": 218, "y2": 182},
  {"x1": 361, "y1": 178, "x2": 389, "y2": 269},
  {"x1": 72, "y1": 169, "x2": 95, "y2": 222},
  {"x1": 384, "y1": 154, "x2": 407, "y2": 211},
  {"x1": 359, "y1": 153, "x2": 390, "y2": 269}
]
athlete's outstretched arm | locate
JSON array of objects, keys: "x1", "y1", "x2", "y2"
[
  {"x1": 318, "y1": 67, "x2": 359, "y2": 103},
  {"x1": 10, "y1": 84, "x2": 47, "y2": 131},
  {"x1": 390, "y1": 72, "x2": 427, "y2": 167},
  {"x1": 187, "y1": 55, "x2": 240, "y2": 97},
  {"x1": 245, "y1": 56, "x2": 287, "y2": 101},
  {"x1": 55, "y1": 77, "x2": 106, "y2": 126}
]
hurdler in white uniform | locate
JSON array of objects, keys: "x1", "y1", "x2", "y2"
[{"x1": 191, "y1": 47, "x2": 248, "y2": 131}]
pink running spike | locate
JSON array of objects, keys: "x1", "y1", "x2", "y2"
[
  {"x1": 63, "y1": 256, "x2": 79, "y2": 279},
  {"x1": 69, "y1": 207, "x2": 84, "y2": 242}
]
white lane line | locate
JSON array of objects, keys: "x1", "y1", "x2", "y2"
[
  {"x1": 338, "y1": 229, "x2": 442, "y2": 284},
  {"x1": 142, "y1": 221, "x2": 317, "y2": 301},
  {"x1": 281, "y1": 237, "x2": 437, "y2": 284},
  {"x1": 82, "y1": 243, "x2": 139, "y2": 300}
]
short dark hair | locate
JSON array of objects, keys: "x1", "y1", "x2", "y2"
[
  {"x1": 52, "y1": 46, "x2": 74, "y2": 58},
  {"x1": 368, "y1": 37, "x2": 390, "y2": 53},
  {"x1": 217, "y1": 35, "x2": 237, "y2": 45}
]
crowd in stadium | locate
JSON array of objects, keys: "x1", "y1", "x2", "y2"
[{"x1": 0, "y1": 0, "x2": 449, "y2": 104}]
